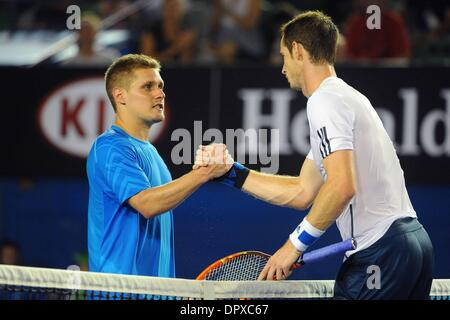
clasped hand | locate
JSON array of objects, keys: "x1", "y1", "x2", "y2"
[{"x1": 192, "y1": 143, "x2": 233, "y2": 179}]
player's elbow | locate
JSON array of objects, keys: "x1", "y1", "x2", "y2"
[
  {"x1": 327, "y1": 171, "x2": 356, "y2": 203},
  {"x1": 337, "y1": 181, "x2": 356, "y2": 203},
  {"x1": 135, "y1": 202, "x2": 165, "y2": 219},
  {"x1": 295, "y1": 202, "x2": 311, "y2": 211},
  {"x1": 139, "y1": 207, "x2": 159, "y2": 219},
  {"x1": 128, "y1": 192, "x2": 160, "y2": 219},
  {"x1": 290, "y1": 196, "x2": 311, "y2": 211},
  {"x1": 288, "y1": 183, "x2": 314, "y2": 211}
]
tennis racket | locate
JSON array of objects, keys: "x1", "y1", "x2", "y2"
[{"x1": 196, "y1": 239, "x2": 355, "y2": 281}]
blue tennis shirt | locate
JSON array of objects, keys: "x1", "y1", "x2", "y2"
[{"x1": 87, "y1": 125, "x2": 175, "y2": 277}]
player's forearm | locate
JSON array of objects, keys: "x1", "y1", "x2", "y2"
[
  {"x1": 241, "y1": 171, "x2": 311, "y2": 210},
  {"x1": 305, "y1": 178, "x2": 356, "y2": 231},
  {"x1": 132, "y1": 170, "x2": 209, "y2": 219}
]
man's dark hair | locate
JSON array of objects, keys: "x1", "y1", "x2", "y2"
[{"x1": 280, "y1": 11, "x2": 339, "y2": 64}]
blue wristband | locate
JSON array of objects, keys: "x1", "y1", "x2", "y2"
[{"x1": 215, "y1": 162, "x2": 250, "y2": 189}]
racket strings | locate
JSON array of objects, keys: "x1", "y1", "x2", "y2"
[{"x1": 205, "y1": 254, "x2": 269, "y2": 281}]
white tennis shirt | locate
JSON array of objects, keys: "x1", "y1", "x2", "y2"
[{"x1": 306, "y1": 76, "x2": 416, "y2": 256}]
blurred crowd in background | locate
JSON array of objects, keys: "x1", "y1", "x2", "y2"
[
  {"x1": 0, "y1": 238, "x2": 88, "y2": 270},
  {"x1": 0, "y1": 0, "x2": 449, "y2": 67}
]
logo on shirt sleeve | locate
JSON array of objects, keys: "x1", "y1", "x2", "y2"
[{"x1": 317, "y1": 126, "x2": 332, "y2": 159}]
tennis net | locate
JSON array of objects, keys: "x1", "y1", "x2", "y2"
[{"x1": 0, "y1": 265, "x2": 449, "y2": 300}]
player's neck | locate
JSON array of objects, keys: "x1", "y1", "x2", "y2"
[
  {"x1": 304, "y1": 64, "x2": 336, "y2": 97},
  {"x1": 114, "y1": 115, "x2": 151, "y2": 142}
]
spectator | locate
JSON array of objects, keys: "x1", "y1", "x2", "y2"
[
  {"x1": 342, "y1": 0, "x2": 411, "y2": 64},
  {"x1": 267, "y1": 2, "x2": 299, "y2": 65},
  {"x1": 402, "y1": 1, "x2": 450, "y2": 63},
  {"x1": 62, "y1": 12, "x2": 120, "y2": 67},
  {"x1": 74, "y1": 252, "x2": 89, "y2": 272},
  {"x1": 428, "y1": 6, "x2": 450, "y2": 38},
  {"x1": 139, "y1": 0, "x2": 197, "y2": 65},
  {"x1": 404, "y1": 0, "x2": 449, "y2": 37},
  {"x1": 98, "y1": 0, "x2": 133, "y2": 29},
  {"x1": 209, "y1": 0, "x2": 265, "y2": 64},
  {"x1": 0, "y1": 240, "x2": 21, "y2": 265}
]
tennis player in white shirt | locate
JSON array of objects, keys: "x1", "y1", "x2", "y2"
[{"x1": 194, "y1": 11, "x2": 434, "y2": 300}]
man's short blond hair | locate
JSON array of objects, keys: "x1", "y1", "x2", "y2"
[{"x1": 105, "y1": 54, "x2": 161, "y2": 112}]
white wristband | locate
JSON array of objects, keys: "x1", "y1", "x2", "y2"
[{"x1": 289, "y1": 218, "x2": 325, "y2": 252}]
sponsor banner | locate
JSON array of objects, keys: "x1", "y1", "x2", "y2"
[
  {"x1": 218, "y1": 66, "x2": 450, "y2": 183},
  {"x1": 0, "y1": 66, "x2": 448, "y2": 183},
  {"x1": 38, "y1": 77, "x2": 165, "y2": 158}
]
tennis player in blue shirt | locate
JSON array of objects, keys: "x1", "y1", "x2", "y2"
[{"x1": 87, "y1": 54, "x2": 231, "y2": 277}]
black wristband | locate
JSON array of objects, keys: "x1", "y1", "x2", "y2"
[{"x1": 215, "y1": 162, "x2": 250, "y2": 189}]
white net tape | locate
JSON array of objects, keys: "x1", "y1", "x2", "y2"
[{"x1": 0, "y1": 265, "x2": 448, "y2": 300}]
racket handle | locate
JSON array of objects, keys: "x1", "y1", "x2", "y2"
[{"x1": 295, "y1": 239, "x2": 355, "y2": 267}]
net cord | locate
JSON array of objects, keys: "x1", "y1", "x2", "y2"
[{"x1": 0, "y1": 265, "x2": 448, "y2": 300}]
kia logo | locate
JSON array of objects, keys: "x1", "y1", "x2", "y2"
[{"x1": 38, "y1": 77, "x2": 167, "y2": 158}]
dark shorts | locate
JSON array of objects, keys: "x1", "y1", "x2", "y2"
[{"x1": 334, "y1": 217, "x2": 434, "y2": 300}]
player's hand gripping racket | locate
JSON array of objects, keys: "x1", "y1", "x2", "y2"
[{"x1": 196, "y1": 239, "x2": 355, "y2": 281}]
